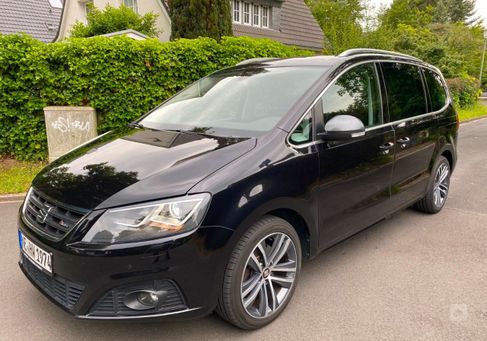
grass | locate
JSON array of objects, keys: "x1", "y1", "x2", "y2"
[
  {"x1": 458, "y1": 102, "x2": 487, "y2": 122},
  {"x1": 0, "y1": 158, "x2": 46, "y2": 195}
]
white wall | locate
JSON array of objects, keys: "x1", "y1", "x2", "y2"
[
  {"x1": 57, "y1": 0, "x2": 171, "y2": 41},
  {"x1": 136, "y1": 0, "x2": 171, "y2": 41}
]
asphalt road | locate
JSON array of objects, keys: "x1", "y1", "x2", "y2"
[{"x1": 1, "y1": 119, "x2": 486, "y2": 340}]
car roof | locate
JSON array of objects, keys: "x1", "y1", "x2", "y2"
[{"x1": 234, "y1": 49, "x2": 436, "y2": 71}]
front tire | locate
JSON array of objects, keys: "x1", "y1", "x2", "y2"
[
  {"x1": 216, "y1": 215, "x2": 302, "y2": 329},
  {"x1": 415, "y1": 155, "x2": 450, "y2": 213}
]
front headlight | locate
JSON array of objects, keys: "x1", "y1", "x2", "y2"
[{"x1": 82, "y1": 193, "x2": 211, "y2": 244}]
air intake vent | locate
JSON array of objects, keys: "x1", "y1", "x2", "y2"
[{"x1": 21, "y1": 254, "x2": 84, "y2": 310}]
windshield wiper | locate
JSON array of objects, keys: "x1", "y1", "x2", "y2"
[
  {"x1": 128, "y1": 122, "x2": 145, "y2": 129},
  {"x1": 162, "y1": 128, "x2": 203, "y2": 135},
  {"x1": 129, "y1": 123, "x2": 194, "y2": 134}
]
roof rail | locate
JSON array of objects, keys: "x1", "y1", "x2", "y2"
[
  {"x1": 338, "y1": 48, "x2": 421, "y2": 61},
  {"x1": 236, "y1": 57, "x2": 281, "y2": 66}
]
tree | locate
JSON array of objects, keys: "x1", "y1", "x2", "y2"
[
  {"x1": 379, "y1": 0, "x2": 479, "y2": 27},
  {"x1": 378, "y1": 0, "x2": 435, "y2": 29},
  {"x1": 443, "y1": 0, "x2": 477, "y2": 23},
  {"x1": 381, "y1": 0, "x2": 479, "y2": 25},
  {"x1": 169, "y1": 0, "x2": 232, "y2": 40},
  {"x1": 306, "y1": 0, "x2": 483, "y2": 103},
  {"x1": 432, "y1": 0, "x2": 450, "y2": 23},
  {"x1": 70, "y1": 5, "x2": 159, "y2": 38},
  {"x1": 430, "y1": 0, "x2": 479, "y2": 24},
  {"x1": 306, "y1": 0, "x2": 364, "y2": 54}
]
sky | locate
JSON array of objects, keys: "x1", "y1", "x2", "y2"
[{"x1": 369, "y1": 0, "x2": 487, "y2": 27}]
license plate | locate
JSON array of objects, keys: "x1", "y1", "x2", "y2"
[{"x1": 19, "y1": 231, "x2": 52, "y2": 274}]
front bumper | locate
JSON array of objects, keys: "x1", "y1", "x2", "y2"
[{"x1": 18, "y1": 217, "x2": 234, "y2": 320}]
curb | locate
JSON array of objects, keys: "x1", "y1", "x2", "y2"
[
  {"x1": 0, "y1": 193, "x2": 26, "y2": 202},
  {"x1": 459, "y1": 115, "x2": 487, "y2": 124}
]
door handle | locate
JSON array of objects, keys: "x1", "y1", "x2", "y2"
[
  {"x1": 397, "y1": 137, "x2": 410, "y2": 144},
  {"x1": 379, "y1": 142, "x2": 394, "y2": 150}
]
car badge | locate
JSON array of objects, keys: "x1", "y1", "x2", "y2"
[{"x1": 36, "y1": 205, "x2": 53, "y2": 224}]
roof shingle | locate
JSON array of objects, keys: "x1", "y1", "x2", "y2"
[
  {"x1": 233, "y1": 0, "x2": 323, "y2": 51},
  {"x1": 0, "y1": 0, "x2": 63, "y2": 42}
]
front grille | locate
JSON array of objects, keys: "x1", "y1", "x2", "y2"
[
  {"x1": 23, "y1": 189, "x2": 85, "y2": 240},
  {"x1": 89, "y1": 280, "x2": 187, "y2": 317},
  {"x1": 21, "y1": 254, "x2": 84, "y2": 310}
]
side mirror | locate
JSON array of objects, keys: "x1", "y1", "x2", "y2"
[{"x1": 318, "y1": 115, "x2": 365, "y2": 141}]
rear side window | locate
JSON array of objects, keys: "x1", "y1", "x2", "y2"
[
  {"x1": 321, "y1": 63, "x2": 382, "y2": 127},
  {"x1": 381, "y1": 62, "x2": 427, "y2": 121},
  {"x1": 423, "y1": 68, "x2": 447, "y2": 111}
]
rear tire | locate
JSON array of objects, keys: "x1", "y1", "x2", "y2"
[
  {"x1": 414, "y1": 155, "x2": 450, "y2": 214},
  {"x1": 216, "y1": 215, "x2": 302, "y2": 329}
]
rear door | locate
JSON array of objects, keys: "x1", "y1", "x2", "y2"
[
  {"x1": 315, "y1": 62, "x2": 396, "y2": 248},
  {"x1": 379, "y1": 62, "x2": 438, "y2": 208}
]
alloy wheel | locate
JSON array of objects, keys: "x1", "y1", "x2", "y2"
[
  {"x1": 433, "y1": 162, "x2": 449, "y2": 207},
  {"x1": 240, "y1": 232, "x2": 298, "y2": 319}
]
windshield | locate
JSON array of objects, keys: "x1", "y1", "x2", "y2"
[{"x1": 140, "y1": 66, "x2": 328, "y2": 137}]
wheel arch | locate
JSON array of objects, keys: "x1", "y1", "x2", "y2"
[
  {"x1": 225, "y1": 197, "x2": 319, "y2": 261},
  {"x1": 441, "y1": 148, "x2": 454, "y2": 170},
  {"x1": 432, "y1": 133, "x2": 457, "y2": 173},
  {"x1": 266, "y1": 208, "x2": 312, "y2": 259}
]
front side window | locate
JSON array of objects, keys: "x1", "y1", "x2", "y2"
[
  {"x1": 243, "y1": 2, "x2": 251, "y2": 25},
  {"x1": 141, "y1": 67, "x2": 328, "y2": 138},
  {"x1": 381, "y1": 62, "x2": 427, "y2": 121},
  {"x1": 321, "y1": 63, "x2": 382, "y2": 127},
  {"x1": 290, "y1": 113, "x2": 313, "y2": 145},
  {"x1": 423, "y1": 68, "x2": 447, "y2": 111}
]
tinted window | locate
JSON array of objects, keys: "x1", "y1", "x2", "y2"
[
  {"x1": 424, "y1": 68, "x2": 447, "y2": 111},
  {"x1": 141, "y1": 66, "x2": 328, "y2": 138},
  {"x1": 381, "y1": 63, "x2": 427, "y2": 121},
  {"x1": 322, "y1": 63, "x2": 382, "y2": 127}
]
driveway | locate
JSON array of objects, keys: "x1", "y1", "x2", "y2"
[{"x1": 1, "y1": 119, "x2": 486, "y2": 340}]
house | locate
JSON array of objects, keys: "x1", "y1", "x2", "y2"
[
  {"x1": 0, "y1": 0, "x2": 323, "y2": 50},
  {"x1": 100, "y1": 28, "x2": 150, "y2": 40},
  {"x1": 57, "y1": 0, "x2": 172, "y2": 41},
  {"x1": 0, "y1": 0, "x2": 64, "y2": 43},
  {"x1": 230, "y1": 0, "x2": 323, "y2": 51}
]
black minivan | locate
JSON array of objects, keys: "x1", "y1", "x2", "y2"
[{"x1": 18, "y1": 49, "x2": 458, "y2": 329}]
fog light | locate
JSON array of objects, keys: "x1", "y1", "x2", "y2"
[
  {"x1": 137, "y1": 291, "x2": 159, "y2": 307},
  {"x1": 123, "y1": 290, "x2": 167, "y2": 310}
]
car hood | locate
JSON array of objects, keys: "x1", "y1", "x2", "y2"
[{"x1": 33, "y1": 128, "x2": 256, "y2": 210}]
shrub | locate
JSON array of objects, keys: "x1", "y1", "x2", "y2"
[
  {"x1": 0, "y1": 34, "x2": 313, "y2": 160},
  {"x1": 446, "y1": 75, "x2": 481, "y2": 108},
  {"x1": 70, "y1": 5, "x2": 159, "y2": 38},
  {"x1": 0, "y1": 35, "x2": 48, "y2": 160}
]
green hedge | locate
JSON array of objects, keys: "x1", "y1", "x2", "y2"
[
  {"x1": 0, "y1": 35, "x2": 313, "y2": 160},
  {"x1": 446, "y1": 75, "x2": 481, "y2": 109}
]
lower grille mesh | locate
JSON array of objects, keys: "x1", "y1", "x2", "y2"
[{"x1": 21, "y1": 254, "x2": 84, "y2": 310}]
